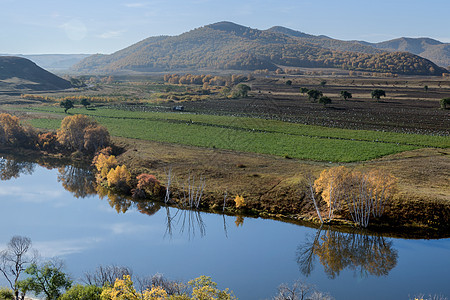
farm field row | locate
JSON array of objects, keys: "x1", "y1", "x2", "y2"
[{"x1": 19, "y1": 106, "x2": 450, "y2": 162}]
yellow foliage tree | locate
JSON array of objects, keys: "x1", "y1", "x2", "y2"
[
  {"x1": 93, "y1": 153, "x2": 118, "y2": 181},
  {"x1": 234, "y1": 195, "x2": 245, "y2": 209},
  {"x1": 107, "y1": 165, "x2": 131, "y2": 191},
  {"x1": 314, "y1": 166, "x2": 397, "y2": 227}
]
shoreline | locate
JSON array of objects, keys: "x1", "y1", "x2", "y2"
[{"x1": 2, "y1": 137, "x2": 448, "y2": 239}]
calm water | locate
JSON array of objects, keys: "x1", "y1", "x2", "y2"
[{"x1": 0, "y1": 158, "x2": 449, "y2": 300}]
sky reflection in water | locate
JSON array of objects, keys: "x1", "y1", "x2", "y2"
[{"x1": 0, "y1": 159, "x2": 449, "y2": 300}]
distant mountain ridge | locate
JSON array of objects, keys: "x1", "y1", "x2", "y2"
[
  {"x1": 0, "y1": 56, "x2": 71, "y2": 91},
  {"x1": 267, "y1": 26, "x2": 450, "y2": 68},
  {"x1": 0, "y1": 54, "x2": 91, "y2": 71},
  {"x1": 72, "y1": 21, "x2": 448, "y2": 75}
]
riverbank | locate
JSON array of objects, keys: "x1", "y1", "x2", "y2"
[{"x1": 111, "y1": 136, "x2": 450, "y2": 239}]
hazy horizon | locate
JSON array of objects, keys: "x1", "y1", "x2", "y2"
[{"x1": 1, "y1": 0, "x2": 449, "y2": 55}]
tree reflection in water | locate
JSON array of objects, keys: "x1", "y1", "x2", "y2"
[
  {"x1": 0, "y1": 157, "x2": 35, "y2": 180},
  {"x1": 164, "y1": 207, "x2": 206, "y2": 240},
  {"x1": 57, "y1": 165, "x2": 96, "y2": 198},
  {"x1": 297, "y1": 227, "x2": 398, "y2": 279}
]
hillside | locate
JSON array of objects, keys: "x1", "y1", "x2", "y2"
[
  {"x1": 0, "y1": 56, "x2": 72, "y2": 91},
  {"x1": 372, "y1": 38, "x2": 450, "y2": 68},
  {"x1": 72, "y1": 22, "x2": 447, "y2": 76}
]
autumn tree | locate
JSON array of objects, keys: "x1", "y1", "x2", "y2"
[
  {"x1": 106, "y1": 165, "x2": 132, "y2": 192},
  {"x1": 56, "y1": 115, "x2": 109, "y2": 153},
  {"x1": 60, "y1": 99, "x2": 74, "y2": 114},
  {"x1": 340, "y1": 90, "x2": 352, "y2": 100},
  {"x1": 231, "y1": 83, "x2": 251, "y2": 98},
  {"x1": 307, "y1": 89, "x2": 323, "y2": 102},
  {"x1": 0, "y1": 113, "x2": 36, "y2": 148},
  {"x1": 132, "y1": 173, "x2": 162, "y2": 199},
  {"x1": 371, "y1": 89, "x2": 386, "y2": 101},
  {"x1": 93, "y1": 153, "x2": 118, "y2": 182}
]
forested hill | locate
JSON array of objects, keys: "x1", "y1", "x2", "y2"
[
  {"x1": 0, "y1": 56, "x2": 71, "y2": 90},
  {"x1": 268, "y1": 26, "x2": 450, "y2": 68},
  {"x1": 72, "y1": 21, "x2": 448, "y2": 76}
]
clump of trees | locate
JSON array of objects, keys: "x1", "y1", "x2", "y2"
[
  {"x1": 164, "y1": 73, "x2": 249, "y2": 87},
  {"x1": 340, "y1": 90, "x2": 352, "y2": 100},
  {"x1": 57, "y1": 114, "x2": 110, "y2": 154},
  {"x1": 0, "y1": 113, "x2": 37, "y2": 149},
  {"x1": 307, "y1": 166, "x2": 397, "y2": 227}
]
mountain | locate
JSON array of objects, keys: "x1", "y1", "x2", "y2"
[
  {"x1": 0, "y1": 56, "x2": 72, "y2": 91},
  {"x1": 72, "y1": 21, "x2": 448, "y2": 76},
  {"x1": 267, "y1": 27, "x2": 450, "y2": 68},
  {"x1": 0, "y1": 54, "x2": 91, "y2": 71},
  {"x1": 372, "y1": 38, "x2": 450, "y2": 67}
]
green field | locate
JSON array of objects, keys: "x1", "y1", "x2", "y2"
[{"x1": 23, "y1": 105, "x2": 449, "y2": 162}]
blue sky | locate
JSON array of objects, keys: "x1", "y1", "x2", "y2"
[{"x1": 1, "y1": 0, "x2": 449, "y2": 54}]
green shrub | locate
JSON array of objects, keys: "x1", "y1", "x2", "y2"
[
  {"x1": 60, "y1": 284, "x2": 102, "y2": 300},
  {"x1": 0, "y1": 287, "x2": 14, "y2": 300}
]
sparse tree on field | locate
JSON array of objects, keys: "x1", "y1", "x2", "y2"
[
  {"x1": 285, "y1": 80, "x2": 292, "y2": 86},
  {"x1": 340, "y1": 90, "x2": 352, "y2": 100},
  {"x1": 319, "y1": 96, "x2": 332, "y2": 107},
  {"x1": 440, "y1": 97, "x2": 450, "y2": 109},
  {"x1": 320, "y1": 80, "x2": 327, "y2": 87},
  {"x1": 0, "y1": 236, "x2": 37, "y2": 300},
  {"x1": 424, "y1": 85, "x2": 429, "y2": 92},
  {"x1": 80, "y1": 98, "x2": 91, "y2": 109},
  {"x1": 300, "y1": 87, "x2": 309, "y2": 95},
  {"x1": 371, "y1": 89, "x2": 386, "y2": 101},
  {"x1": 60, "y1": 99, "x2": 74, "y2": 114},
  {"x1": 231, "y1": 83, "x2": 251, "y2": 98},
  {"x1": 307, "y1": 89, "x2": 323, "y2": 102}
]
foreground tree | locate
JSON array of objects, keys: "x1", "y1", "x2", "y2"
[
  {"x1": 299, "y1": 87, "x2": 309, "y2": 95},
  {"x1": 18, "y1": 261, "x2": 72, "y2": 300},
  {"x1": 371, "y1": 89, "x2": 386, "y2": 101},
  {"x1": 0, "y1": 236, "x2": 37, "y2": 300},
  {"x1": 339, "y1": 90, "x2": 352, "y2": 100}
]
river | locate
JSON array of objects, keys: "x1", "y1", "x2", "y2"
[{"x1": 0, "y1": 157, "x2": 449, "y2": 299}]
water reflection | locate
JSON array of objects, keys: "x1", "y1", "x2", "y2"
[
  {"x1": 57, "y1": 165, "x2": 96, "y2": 198},
  {"x1": 0, "y1": 157, "x2": 35, "y2": 180},
  {"x1": 296, "y1": 227, "x2": 398, "y2": 279}
]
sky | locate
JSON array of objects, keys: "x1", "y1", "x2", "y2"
[{"x1": 1, "y1": 0, "x2": 449, "y2": 55}]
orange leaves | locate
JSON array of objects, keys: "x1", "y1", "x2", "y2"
[
  {"x1": 56, "y1": 114, "x2": 109, "y2": 153},
  {"x1": 135, "y1": 173, "x2": 162, "y2": 197}
]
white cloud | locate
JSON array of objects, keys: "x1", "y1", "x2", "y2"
[
  {"x1": 107, "y1": 222, "x2": 156, "y2": 235},
  {"x1": 98, "y1": 30, "x2": 125, "y2": 39},
  {"x1": 34, "y1": 237, "x2": 103, "y2": 257},
  {"x1": 124, "y1": 2, "x2": 148, "y2": 8}
]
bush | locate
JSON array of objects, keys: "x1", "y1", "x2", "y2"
[
  {"x1": 0, "y1": 287, "x2": 14, "y2": 300},
  {"x1": 60, "y1": 284, "x2": 102, "y2": 300},
  {"x1": 440, "y1": 97, "x2": 450, "y2": 109},
  {"x1": 132, "y1": 173, "x2": 162, "y2": 198}
]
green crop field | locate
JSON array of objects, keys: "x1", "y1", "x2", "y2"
[{"x1": 23, "y1": 105, "x2": 449, "y2": 162}]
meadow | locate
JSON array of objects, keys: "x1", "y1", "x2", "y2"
[{"x1": 23, "y1": 105, "x2": 449, "y2": 162}]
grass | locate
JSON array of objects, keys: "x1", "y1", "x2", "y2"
[{"x1": 22, "y1": 105, "x2": 446, "y2": 162}]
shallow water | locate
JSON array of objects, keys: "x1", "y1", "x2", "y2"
[{"x1": 0, "y1": 159, "x2": 449, "y2": 299}]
